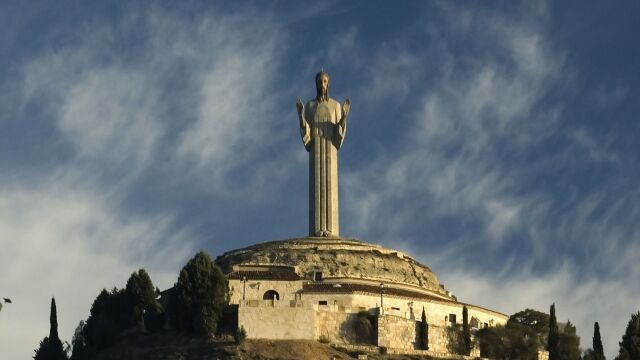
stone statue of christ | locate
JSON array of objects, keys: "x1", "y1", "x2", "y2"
[{"x1": 296, "y1": 71, "x2": 350, "y2": 237}]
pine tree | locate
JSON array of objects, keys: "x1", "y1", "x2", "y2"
[
  {"x1": 593, "y1": 322, "x2": 605, "y2": 360},
  {"x1": 558, "y1": 321, "x2": 581, "y2": 360},
  {"x1": 34, "y1": 297, "x2": 68, "y2": 360},
  {"x1": 462, "y1": 305, "x2": 471, "y2": 355},
  {"x1": 548, "y1": 303, "x2": 559, "y2": 360},
  {"x1": 70, "y1": 321, "x2": 86, "y2": 360},
  {"x1": 125, "y1": 269, "x2": 160, "y2": 327},
  {"x1": 170, "y1": 251, "x2": 229, "y2": 336},
  {"x1": 616, "y1": 312, "x2": 640, "y2": 360}
]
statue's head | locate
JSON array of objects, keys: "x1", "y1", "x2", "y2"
[{"x1": 315, "y1": 70, "x2": 330, "y2": 101}]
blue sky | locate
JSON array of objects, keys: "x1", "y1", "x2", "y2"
[{"x1": 1, "y1": 1, "x2": 638, "y2": 358}]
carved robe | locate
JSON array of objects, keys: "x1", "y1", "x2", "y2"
[{"x1": 300, "y1": 98, "x2": 346, "y2": 237}]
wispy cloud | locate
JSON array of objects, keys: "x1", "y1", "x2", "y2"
[
  {"x1": 0, "y1": 173, "x2": 194, "y2": 359},
  {"x1": 342, "y1": 3, "x2": 638, "y2": 358},
  {"x1": 2, "y1": 6, "x2": 292, "y2": 359},
  {"x1": 344, "y1": 2, "x2": 564, "y2": 245},
  {"x1": 21, "y1": 8, "x2": 291, "y2": 196}
]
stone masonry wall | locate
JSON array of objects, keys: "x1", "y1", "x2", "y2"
[
  {"x1": 375, "y1": 315, "x2": 455, "y2": 354},
  {"x1": 238, "y1": 299, "x2": 489, "y2": 357},
  {"x1": 238, "y1": 300, "x2": 314, "y2": 340},
  {"x1": 427, "y1": 323, "x2": 450, "y2": 354},
  {"x1": 303, "y1": 291, "x2": 507, "y2": 330},
  {"x1": 315, "y1": 310, "x2": 360, "y2": 344},
  {"x1": 377, "y1": 315, "x2": 418, "y2": 350}
]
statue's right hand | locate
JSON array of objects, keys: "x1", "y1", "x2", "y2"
[{"x1": 296, "y1": 98, "x2": 304, "y2": 114}]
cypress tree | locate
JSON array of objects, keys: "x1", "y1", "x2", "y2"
[
  {"x1": 462, "y1": 305, "x2": 471, "y2": 355},
  {"x1": 548, "y1": 303, "x2": 559, "y2": 360},
  {"x1": 50, "y1": 298, "x2": 59, "y2": 340},
  {"x1": 593, "y1": 322, "x2": 605, "y2": 359},
  {"x1": 34, "y1": 297, "x2": 68, "y2": 360},
  {"x1": 421, "y1": 307, "x2": 429, "y2": 350}
]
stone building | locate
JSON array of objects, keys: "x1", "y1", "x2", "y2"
[{"x1": 214, "y1": 237, "x2": 508, "y2": 356}]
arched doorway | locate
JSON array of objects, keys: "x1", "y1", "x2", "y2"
[{"x1": 263, "y1": 290, "x2": 280, "y2": 300}]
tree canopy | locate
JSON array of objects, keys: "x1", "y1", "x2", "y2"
[
  {"x1": 476, "y1": 322, "x2": 539, "y2": 360},
  {"x1": 509, "y1": 308, "x2": 550, "y2": 345},
  {"x1": 170, "y1": 251, "x2": 229, "y2": 336},
  {"x1": 557, "y1": 321, "x2": 581, "y2": 360},
  {"x1": 615, "y1": 311, "x2": 640, "y2": 360},
  {"x1": 76, "y1": 269, "x2": 165, "y2": 358}
]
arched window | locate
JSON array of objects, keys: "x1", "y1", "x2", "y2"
[{"x1": 263, "y1": 290, "x2": 280, "y2": 300}]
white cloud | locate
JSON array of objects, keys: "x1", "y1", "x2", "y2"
[
  {"x1": 0, "y1": 175, "x2": 194, "y2": 360},
  {"x1": 593, "y1": 84, "x2": 628, "y2": 108},
  {"x1": 344, "y1": 1, "x2": 564, "y2": 251},
  {"x1": 175, "y1": 30, "x2": 284, "y2": 192},
  {"x1": 568, "y1": 129, "x2": 618, "y2": 164},
  {"x1": 364, "y1": 43, "x2": 422, "y2": 102},
  {"x1": 327, "y1": 26, "x2": 359, "y2": 66},
  {"x1": 59, "y1": 68, "x2": 163, "y2": 169},
  {"x1": 21, "y1": 8, "x2": 291, "y2": 197},
  {"x1": 485, "y1": 200, "x2": 521, "y2": 243}
]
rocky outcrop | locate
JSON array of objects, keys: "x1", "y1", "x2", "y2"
[{"x1": 215, "y1": 237, "x2": 445, "y2": 295}]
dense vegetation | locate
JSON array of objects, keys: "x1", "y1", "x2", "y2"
[
  {"x1": 38, "y1": 251, "x2": 230, "y2": 359},
  {"x1": 475, "y1": 306, "x2": 581, "y2": 360},
  {"x1": 614, "y1": 312, "x2": 640, "y2": 360}
]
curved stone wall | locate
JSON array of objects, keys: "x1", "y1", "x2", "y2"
[{"x1": 215, "y1": 237, "x2": 446, "y2": 295}]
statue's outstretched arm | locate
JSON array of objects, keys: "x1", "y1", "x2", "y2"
[
  {"x1": 296, "y1": 98, "x2": 311, "y2": 150},
  {"x1": 335, "y1": 98, "x2": 350, "y2": 149},
  {"x1": 339, "y1": 98, "x2": 350, "y2": 128}
]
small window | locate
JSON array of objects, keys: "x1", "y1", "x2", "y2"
[
  {"x1": 313, "y1": 271, "x2": 323, "y2": 281},
  {"x1": 449, "y1": 314, "x2": 457, "y2": 324},
  {"x1": 319, "y1": 300, "x2": 328, "y2": 305},
  {"x1": 391, "y1": 307, "x2": 400, "y2": 311}
]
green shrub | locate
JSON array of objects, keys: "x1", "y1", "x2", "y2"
[
  {"x1": 476, "y1": 323, "x2": 538, "y2": 360},
  {"x1": 318, "y1": 335, "x2": 330, "y2": 343},
  {"x1": 234, "y1": 326, "x2": 247, "y2": 345}
]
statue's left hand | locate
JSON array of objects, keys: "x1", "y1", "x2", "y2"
[
  {"x1": 342, "y1": 98, "x2": 350, "y2": 117},
  {"x1": 296, "y1": 98, "x2": 304, "y2": 114}
]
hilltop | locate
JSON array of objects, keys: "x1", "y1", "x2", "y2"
[{"x1": 84, "y1": 331, "x2": 449, "y2": 360}]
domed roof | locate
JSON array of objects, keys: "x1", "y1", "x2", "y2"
[{"x1": 215, "y1": 237, "x2": 448, "y2": 298}]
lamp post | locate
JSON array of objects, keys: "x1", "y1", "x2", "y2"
[
  {"x1": 242, "y1": 275, "x2": 247, "y2": 301},
  {"x1": 379, "y1": 283, "x2": 385, "y2": 315}
]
